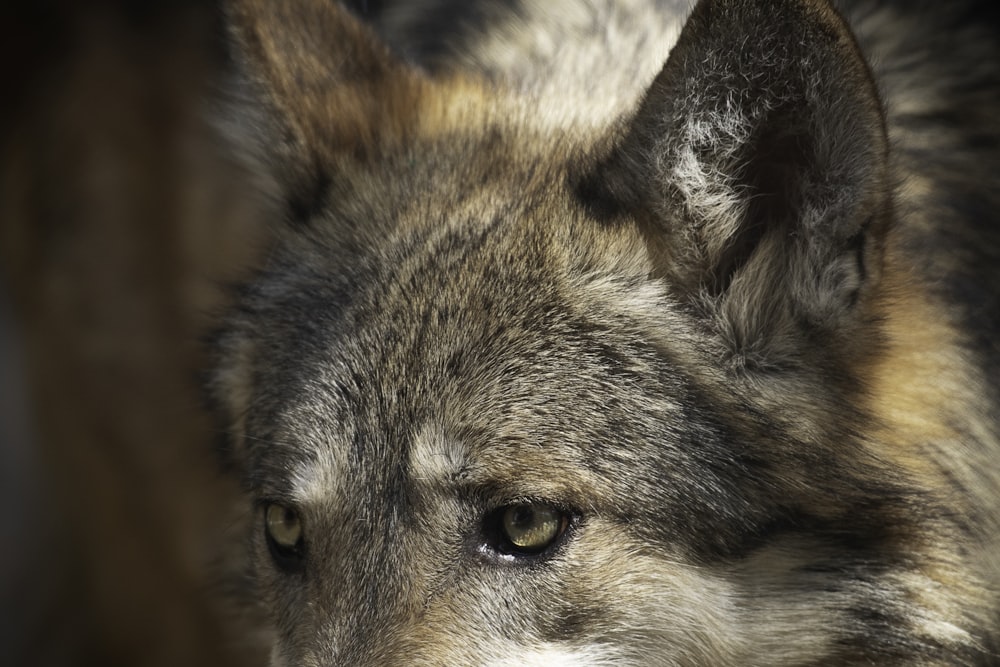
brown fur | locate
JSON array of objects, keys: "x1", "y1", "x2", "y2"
[{"x1": 211, "y1": 0, "x2": 1000, "y2": 664}]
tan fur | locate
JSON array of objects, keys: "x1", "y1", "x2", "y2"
[
  {"x1": 868, "y1": 257, "x2": 976, "y2": 465},
  {"x1": 212, "y1": 1, "x2": 1000, "y2": 664}
]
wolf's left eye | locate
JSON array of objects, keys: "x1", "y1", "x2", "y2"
[
  {"x1": 484, "y1": 501, "x2": 570, "y2": 558},
  {"x1": 264, "y1": 503, "x2": 305, "y2": 571}
]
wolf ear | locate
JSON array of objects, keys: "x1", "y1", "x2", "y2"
[
  {"x1": 225, "y1": 0, "x2": 423, "y2": 219},
  {"x1": 593, "y1": 0, "x2": 890, "y2": 365}
]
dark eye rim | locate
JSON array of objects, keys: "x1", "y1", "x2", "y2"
[
  {"x1": 479, "y1": 499, "x2": 578, "y2": 563},
  {"x1": 261, "y1": 501, "x2": 307, "y2": 573}
]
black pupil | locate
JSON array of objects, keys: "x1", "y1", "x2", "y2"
[{"x1": 509, "y1": 505, "x2": 535, "y2": 529}]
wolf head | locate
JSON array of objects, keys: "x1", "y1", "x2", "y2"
[{"x1": 212, "y1": 0, "x2": 984, "y2": 664}]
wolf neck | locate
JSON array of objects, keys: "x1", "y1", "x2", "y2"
[{"x1": 866, "y1": 245, "x2": 1000, "y2": 543}]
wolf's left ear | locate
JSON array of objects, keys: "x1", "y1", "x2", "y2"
[{"x1": 592, "y1": 0, "x2": 890, "y2": 361}]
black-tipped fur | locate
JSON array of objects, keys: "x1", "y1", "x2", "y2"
[{"x1": 211, "y1": 1, "x2": 1000, "y2": 664}]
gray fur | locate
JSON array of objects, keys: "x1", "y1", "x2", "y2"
[{"x1": 213, "y1": 0, "x2": 1000, "y2": 664}]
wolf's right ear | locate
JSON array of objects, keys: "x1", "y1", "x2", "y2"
[
  {"x1": 588, "y1": 0, "x2": 890, "y2": 366},
  {"x1": 224, "y1": 0, "x2": 423, "y2": 219}
]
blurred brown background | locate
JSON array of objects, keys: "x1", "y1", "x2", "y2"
[{"x1": 1, "y1": 1, "x2": 270, "y2": 665}]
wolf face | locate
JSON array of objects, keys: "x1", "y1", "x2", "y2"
[{"x1": 212, "y1": 0, "x2": 1000, "y2": 664}]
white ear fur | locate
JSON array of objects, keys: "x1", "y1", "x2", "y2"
[{"x1": 598, "y1": 0, "x2": 890, "y2": 365}]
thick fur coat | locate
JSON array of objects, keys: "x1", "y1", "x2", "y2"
[{"x1": 212, "y1": 0, "x2": 1000, "y2": 664}]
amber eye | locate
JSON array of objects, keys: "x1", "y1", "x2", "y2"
[
  {"x1": 264, "y1": 503, "x2": 305, "y2": 570},
  {"x1": 491, "y1": 502, "x2": 569, "y2": 557}
]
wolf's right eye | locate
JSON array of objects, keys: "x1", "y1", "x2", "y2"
[
  {"x1": 264, "y1": 503, "x2": 305, "y2": 571},
  {"x1": 483, "y1": 501, "x2": 571, "y2": 559}
]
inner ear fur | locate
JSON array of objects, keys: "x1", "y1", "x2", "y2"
[{"x1": 592, "y1": 0, "x2": 891, "y2": 362}]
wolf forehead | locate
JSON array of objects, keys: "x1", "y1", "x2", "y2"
[
  {"x1": 222, "y1": 181, "x2": 702, "y2": 482},
  {"x1": 216, "y1": 159, "x2": 788, "y2": 533}
]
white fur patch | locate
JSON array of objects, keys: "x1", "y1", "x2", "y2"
[
  {"x1": 484, "y1": 643, "x2": 624, "y2": 667},
  {"x1": 672, "y1": 107, "x2": 751, "y2": 255},
  {"x1": 288, "y1": 435, "x2": 347, "y2": 507},
  {"x1": 408, "y1": 421, "x2": 470, "y2": 487},
  {"x1": 576, "y1": 273, "x2": 669, "y2": 316}
]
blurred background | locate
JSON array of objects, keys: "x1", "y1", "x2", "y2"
[{"x1": 1, "y1": 1, "x2": 271, "y2": 665}]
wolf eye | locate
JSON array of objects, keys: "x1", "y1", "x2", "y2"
[
  {"x1": 486, "y1": 502, "x2": 570, "y2": 558},
  {"x1": 264, "y1": 503, "x2": 305, "y2": 571}
]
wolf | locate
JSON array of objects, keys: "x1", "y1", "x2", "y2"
[{"x1": 211, "y1": 0, "x2": 1000, "y2": 664}]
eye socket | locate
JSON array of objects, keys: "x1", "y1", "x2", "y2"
[
  {"x1": 264, "y1": 503, "x2": 305, "y2": 571},
  {"x1": 486, "y1": 501, "x2": 571, "y2": 558}
]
